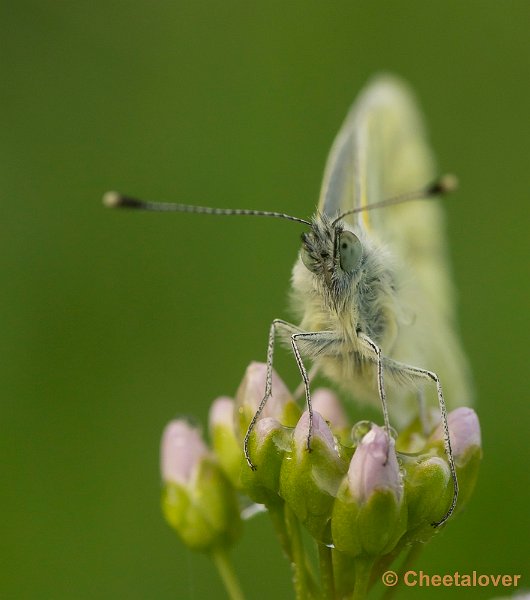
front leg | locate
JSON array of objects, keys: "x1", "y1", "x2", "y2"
[
  {"x1": 293, "y1": 363, "x2": 319, "y2": 400},
  {"x1": 290, "y1": 330, "x2": 338, "y2": 452},
  {"x1": 244, "y1": 324, "x2": 335, "y2": 469},
  {"x1": 357, "y1": 332, "x2": 391, "y2": 438}
]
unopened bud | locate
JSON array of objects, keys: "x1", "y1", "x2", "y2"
[
  {"x1": 240, "y1": 417, "x2": 291, "y2": 506},
  {"x1": 209, "y1": 397, "x2": 243, "y2": 487},
  {"x1": 235, "y1": 362, "x2": 300, "y2": 436},
  {"x1": 348, "y1": 426, "x2": 403, "y2": 504},
  {"x1": 161, "y1": 420, "x2": 209, "y2": 486},
  {"x1": 312, "y1": 388, "x2": 350, "y2": 441},
  {"x1": 331, "y1": 424, "x2": 406, "y2": 557},
  {"x1": 403, "y1": 456, "x2": 452, "y2": 542},
  {"x1": 160, "y1": 420, "x2": 241, "y2": 552},
  {"x1": 280, "y1": 411, "x2": 347, "y2": 543},
  {"x1": 430, "y1": 407, "x2": 481, "y2": 463},
  {"x1": 429, "y1": 407, "x2": 482, "y2": 511}
]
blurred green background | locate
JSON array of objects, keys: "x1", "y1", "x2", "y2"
[{"x1": 2, "y1": 2, "x2": 529, "y2": 598}]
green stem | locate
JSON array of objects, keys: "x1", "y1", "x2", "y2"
[
  {"x1": 332, "y1": 549, "x2": 356, "y2": 598},
  {"x1": 381, "y1": 543, "x2": 422, "y2": 600},
  {"x1": 399, "y1": 542, "x2": 422, "y2": 575},
  {"x1": 352, "y1": 557, "x2": 374, "y2": 600},
  {"x1": 268, "y1": 503, "x2": 293, "y2": 560},
  {"x1": 284, "y1": 504, "x2": 311, "y2": 600},
  {"x1": 211, "y1": 548, "x2": 245, "y2": 600},
  {"x1": 270, "y1": 503, "x2": 319, "y2": 597},
  {"x1": 318, "y1": 543, "x2": 335, "y2": 600}
]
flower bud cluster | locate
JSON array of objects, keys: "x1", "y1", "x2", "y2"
[{"x1": 160, "y1": 362, "x2": 481, "y2": 596}]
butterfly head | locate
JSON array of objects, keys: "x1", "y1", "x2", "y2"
[{"x1": 299, "y1": 215, "x2": 364, "y2": 307}]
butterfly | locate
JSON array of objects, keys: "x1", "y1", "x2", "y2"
[{"x1": 104, "y1": 75, "x2": 472, "y2": 526}]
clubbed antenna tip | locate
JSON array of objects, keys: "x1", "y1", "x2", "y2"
[
  {"x1": 432, "y1": 173, "x2": 459, "y2": 195},
  {"x1": 102, "y1": 191, "x2": 122, "y2": 208},
  {"x1": 102, "y1": 192, "x2": 147, "y2": 210}
]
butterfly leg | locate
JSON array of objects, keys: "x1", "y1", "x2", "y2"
[
  {"x1": 244, "y1": 318, "x2": 301, "y2": 470},
  {"x1": 384, "y1": 358, "x2": 458, "y2": 527},
  {"x1": 357, "y1": 333, "x2": 391, "y2": 444},
  {"x1": 417, "y1": 386, "x2": 431, "y2": 436},
  {"x1": 290, "y1": 333, "x2": 314, "y2": 452},
  {"x1": 293, "y1": 363, "x2": 319, "y2": 400},
  {"x1": 290, "y1": 331, "x2": 337, "y2": 452}
]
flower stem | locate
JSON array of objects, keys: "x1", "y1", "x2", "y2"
[
  {"x1": 352, "y1": 557, "x2": 374, "y2": 600},
  {"x1": 284, "y1": 504, "x2": 311, "y2": 600},
  {"x1": 270, "y1": 503, "x2": 319, "y2": 597},
  {"x1": 211, "y1": 548, "x2": 245, "y2": 600},
  {"x1": 269, "y1": 504, "x2": 293, "y2": 560},
  {"x1": 381, "y1": 543, "x2": 423, "y2": 600},
  {"x1": 318, "y1": 543, "x2": 335, "y2": 600}
]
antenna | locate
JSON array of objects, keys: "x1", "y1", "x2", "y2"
[
  {"x1": 102, "y1": 192, "x2": 311, "y2": 226},
  {"x1": 332, "y1": 174, "x2": 458, "y2": 225}
]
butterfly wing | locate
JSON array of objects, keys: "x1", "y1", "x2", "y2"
[
  {"x1": 319, "y1": 75, "x2": 472, "y2": 411},
  {"x1": 319, "y1": 75, "x2": 436, "y2": 223}
]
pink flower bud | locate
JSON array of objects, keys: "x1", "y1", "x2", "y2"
[
  {"x1": 208, "y1": 396, "x2": 236, "y2": 432},
  {"x1": 160, "y1": 420, "x2": 209, "y2": 486},
  {"x1": 236, "y1": 362, "x2": 292, "y2": 419},
  {"x1": 312, "y1": 388, "x2": 349, "y2": 430},
  {"x1": 430, "y1": 407, "x2": 481, "y2": 459},
  {"x1": 292, "y1": 410, "x2": 337, "y2": 457},
  {"x1": 347, "y1": 425, "x2": 402, "y2": 504},
  {"x1": 255, "y1": 416, "x2": 283, "y2": 443}
]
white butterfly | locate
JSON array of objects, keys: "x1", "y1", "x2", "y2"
[{"x1": 104, "y1": 75, "x2": 472, "y2": 526}]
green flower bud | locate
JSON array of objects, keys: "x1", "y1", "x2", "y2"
[
  {"x1": 240, "y1": 417, "x2": 291, "y2": 506},
  {"x1": 400, "y1": 406, "x2": 482, "y2": 542},
  {"x1": 161, "y1": 420, "x2": 241, "y2": 552},
  {"x1": 280, "y1": 411, "x2": 347, "y2": 544},
  {"x1": 403, "y1": 456, "x2": 452, "y2": 542},
  {"x1": 332, "y1": 425, "x2": 406, "y2": 557},
  {"x1": 209, "y1": 396, "x2": 243, "y2": 488}
]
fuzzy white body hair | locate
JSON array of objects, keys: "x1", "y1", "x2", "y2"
[
  {"x1": 287, "y1": 214, "x2": 471, "y2": 426},
  {"x1": 288, "y1": 221, "x2": 404, "y2": 410}
]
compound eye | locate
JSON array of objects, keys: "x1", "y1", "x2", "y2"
[
  {"x1": 338, "y1": 230, "x2": 362, "y2": 272},
  {"x1": 300, "y1": 245, "x2": 315, "y2": 271}
]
